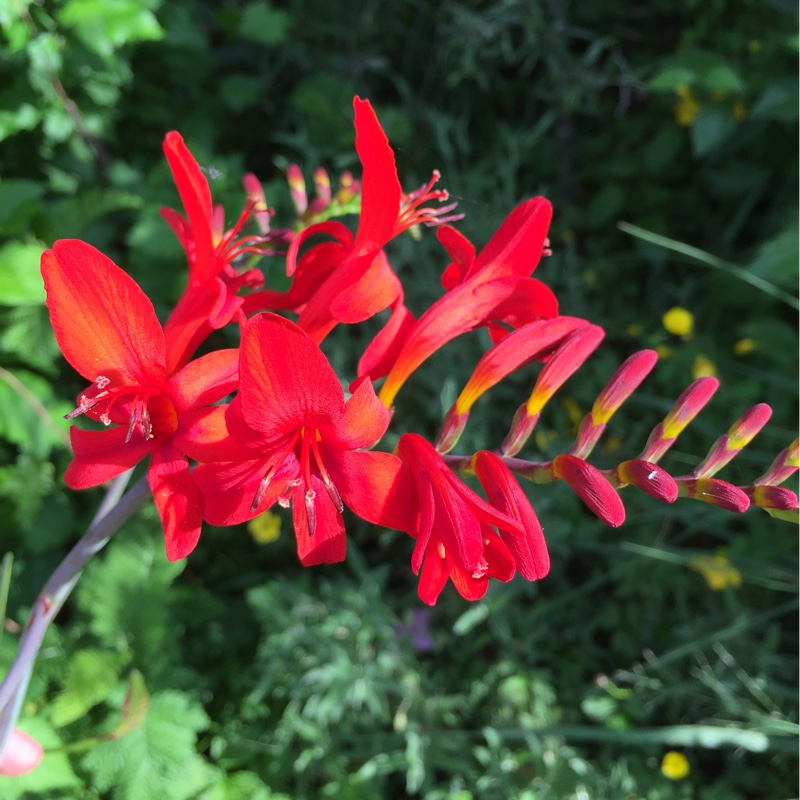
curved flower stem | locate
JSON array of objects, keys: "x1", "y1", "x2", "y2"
[{"x1": 0, "y1": 471, "x2": 150, "y2": 760}]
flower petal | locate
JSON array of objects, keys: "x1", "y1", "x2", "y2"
[
  {"x1": 237, "y1": 314, "x2": 344, "y2": 439},
  {"x1": 42, "y1": 241, "x2": 166, "y2": 385},
  {"x1": 333, "y1": 375, "x2": 391, "y2": 449},
  {"x1": 352, "y1": 97, "x2": 402, "y2": 252},
  {"x1": 65, "y1": 426, "x2": 154, "y2": 489},
  {"x1": 332, "y1": 450, "x2": 418, "y2": 533},
  {"x1": 148, "y1": 441, "x2": 203, "y2": 561},
  {"x1": 162, "y1": 131, "x2": 215, "y2": 284},
  {"x1": 291, "y1": 474, "x2": 347, "y2": 565},
  {"x1": 168, "y1": 349, "x2": 239, "y2": 412}
]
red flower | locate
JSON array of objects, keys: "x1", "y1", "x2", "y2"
[
  {"x1": 374, "y1": 199, "x2": 559, "y2": 405},
  {"x1": 190, "y1": 313, "x2": 415, "y2": 565},
  {"x1": 41, "y1": 240, "x2": 239, "y2": 560},
  {"x1": 242, "y1": 97, "x2": 458, "y2": 345},
  {"x1": 395, "y1": 434, "x2": 522, "y2": 605},
  {"x1": 160, "y1": 132, "x2": 269, "y2": 372}
]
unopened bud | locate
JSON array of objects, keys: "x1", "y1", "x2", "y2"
[
  {"x1": 551, "y1": 454, "x2": 625, "y2": 527},
  {"x1": 677, "y1": 477, "x2": 749, "y2": 513},
  {"x1": 616, "y1": 459, "x2": 678, "y2": 503}
]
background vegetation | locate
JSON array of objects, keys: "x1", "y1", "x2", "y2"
[{"x1": 0, "y1": 0, "x2": 797, "y2": 797}]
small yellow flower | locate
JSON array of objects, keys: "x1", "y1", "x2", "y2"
[
  {"x1": 732, "y1": 100, "x2": 746, "y2": 121},
  {"x1": 733, "y1": 338, "x2": 756, "y2": 356},
  {"x1": 583, "y1": 269, "x2": 598, "y2": 287},
  {"x1": 661, "y1": 751, "x2": 690, "y2": 780},
  {"x1": 692, "y1": 353, "x2": 717, "y2": 379},
  {"x1": 689, "y1": 553, "x2": 742, "y2": 591},
  {"x1": 655, "y1": 344, "x2": 672, "y2": 359},
  {"x1": 674, "y1": 86, "x2": 701, "y2": 127},
  {"x1": 248, "y1": 511, "x2": 282, "y2": 544},
  {"x1": 747, "y1": 39, "x2": 762, "y2": 54},
  {"x1": 662, "y1": 307, "x2": 694, "y2": 337}
]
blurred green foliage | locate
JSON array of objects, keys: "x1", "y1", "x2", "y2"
[{"x1": 0, "y1": 0, "x2": 797, "y2": 797}]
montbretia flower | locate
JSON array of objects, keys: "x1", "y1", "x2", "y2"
[
  {"x1": 243, "y1": 97, "x2": 459, "y2": 346},
  {"x1": 41, "y1": 240, "x2": 239, "y2": 560},
  {"x1": 160, "y1": 131, "x2": 273, "y2": 371},
  {"x1": 395, "y1": 434, "x2": 523, "y2": 605},
  {"x1": 190, "y1": 313, "x2": 414, "y2": 565},
  {"x1": 374, "y1": 197, "x2": 559, "y2": 404}
]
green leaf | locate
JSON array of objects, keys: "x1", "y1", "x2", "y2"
[
  {"x1": 0, "y1": 306, "x2": 60, "y2": 373},
  {"x1": 59, "y1": 0, "x2": 164, "y2": 58},
  {"x1": 746, "y1": 223, "x2": 800, "y2": 287},
  {"x1": 690, "y1": 104, "x2": 737, "y2": 157},
  {"x1": 51, "y1": 649, "x2": 128, "y2": 727},
  {"x1": 0, "y1": 240, "x2": 46, "y2": 305},
  {"x1": 0, "y1": 179, "x2": 45, "y2": 236},
  {"x1": 647, "y1": 66, "x2": 696, "y2": 92},
  {"x1": 702, "y1": 64, "x2": 744, "y2": 94},
  {"x1": 200, "y1": 770, "x2": 291, "y2": 800},
  {"x1": 238, "y1": 1, "x2": 292, "y2": 46},
  {"x1": 0, "y1": 368, "x2": 70, "y2": 457},
  {"x1": 453, "y1": 602, "x2": 488, "y2": 635},
  {"x1": 81, "y1": 689, "x2": 212, "y2": 800}
]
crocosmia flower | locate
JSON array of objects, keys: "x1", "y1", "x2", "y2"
[
  {"x1": 191, "y1": 313, "x2": 414, "y2": 565},
  {"x1": 41, "y1": 240, "x2": 239, "y2": 560},
  {"x1": 160, "y1": 131, "x2": 270, "y2": 371},
  {"x1": 395, "y1": 433, "x2": 523, "y2": 604}
]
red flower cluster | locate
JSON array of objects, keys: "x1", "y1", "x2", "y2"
[{"x1": 41, "y1": 98, "x2": 797, "y2": 604}]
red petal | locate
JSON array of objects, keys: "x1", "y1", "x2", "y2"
[
  {"x1": 332, "y1": 450, "x2": 418, "y2": 533},
  {"x1": 162, "y1": 131, "x2": 215, "y2": 284},
  {"x1": 380, "y1": 275, "x2": 551, "y2": 407},
  {"x1": 333, "y1": 375, "x2": 391, "y2": 449},
  {"x1": 353, "y1": 97, "x2": 402, "y2": 252},
  {"x1": 471, "y1": 197, "x2": 552, "y2": 279},
  {"x1": 417, "y1": 543, "x2": 452, "y2": 605},
  {"x1": 437, "y1": 225, "x2": 476, "y2": 290},
  {"x1": 167, "y1": 349, "x2": 239, "y2": 412},
  {"x1": 193, "y1": 455, "x2": 295, "y2": 526},
  {"x1": 449, "y1": 565, "x2": 489, "y2": 602},
  {"x1": 551, "y1": 454, "x2": 626, "y2": 527},
  {"x1": 163, "y1": 278, "x2": 230, "y2": 374},
  {"x1": 173, "y1": 406, "x2": 257, "y2": 463},
  {"x1": 357, "y1": 298, "x2": 416, "y2": 381},
  {"x1": 237, "y1": 314, "x2": 344, "y2": 439},
  {"x1": 473, "y1": 451, "x2": 550, "y2": 580},
  {"x1": 42, "y1": 241, "x2": 166, "y2": 385},
  {"x1": 292, "y1": 474, "x2": 347, "y2": 565},
  {"x1": 329, "y1": 250, "x2": 401, "y2": 324},
  {"x1": 65, "y1": 426, "x2": 154, "y2": 489},
  {"x1": 285, "y1": 219, "x2": 352, "y2": 277},
  {"x1": 148, "y1": 441, "x2": 203, "y2": 561}
]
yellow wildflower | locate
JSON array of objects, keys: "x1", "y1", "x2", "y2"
[
  {"x1": 674, "y1": 86, "x2": 701, "y2": 127},
  {"x1": 662, "y1": 307, "x2": 694, "y2": 337},
  {"x1": 733, "y1": 338, "x2": 756, "y2": 356},
  {"x1": 248, "y1": 511, "x2": 282, "y2": 544},
  {"x1": 661, "y1": 751, "x2": 690, "y2": 780},
  {"x1": 689, "y1": 553, "x2": 742, "y2": 590},
  {"x1": 733, "y1": 101, "x2": 746, "y2": 121},
  {"x1": 692, "y1": 353, "x2": 717, "y2": 379},
  {"x1": 655, "y1": 344, "x2": 672, "y2": 359},
  {"x1": 747, "y1": 40, "x2": 762, "y2": 54},
  {"x1": 626, "y1": 322, "x2": 642, "y2": 337}
]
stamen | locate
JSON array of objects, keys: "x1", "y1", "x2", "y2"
[
  {"x1": 95, "y1": 376, "x2": 110, "y2": 389},
  {"x1": 304, "y1": 488, "x2": 317, "y2": 537},
  {"x1": 437, "y1": 542, "x2": 446, "y2": 559},
  {"x1": 471, "y1": 558, "x2": 489, "y2": 579},
  {"x1": 309, "y1": 436, "x2": 343, "y2": 513}
]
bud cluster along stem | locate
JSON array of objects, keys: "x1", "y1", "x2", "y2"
[{"x1": 0, "y1": 97, "x2": 796, "y2": 763}]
